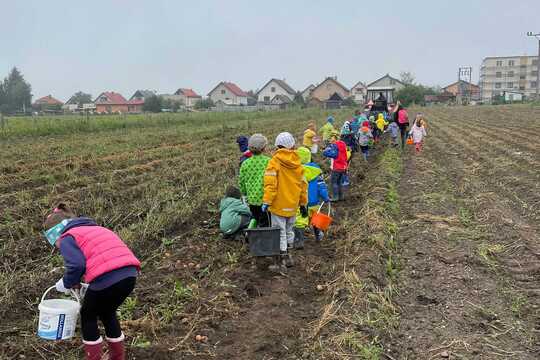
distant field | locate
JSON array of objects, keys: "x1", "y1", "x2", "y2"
[{"x1": 0, "y1": 105, "x2": 538, "y2": 359}]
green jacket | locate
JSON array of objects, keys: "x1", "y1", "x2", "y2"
[
  {"x1": 320, "y1": 122, "x2": 336, "y2": 141},
  {"x1": 239, "y1": 154, "x2": 271, "y2": 206},
  {"x1": 219, "y1": 197, "x2": 251, "y2": 235}
]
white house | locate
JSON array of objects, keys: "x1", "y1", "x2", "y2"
[
  {"x1": 256, "y1": 78, "x2": 296, "y2": 104},
  {"x1": 301, "y1": 84, "x2": 315, "y2": 101},
  {"x1": 208, "y1": 82, "x2": 248, "y2": 105},
  {"x1": 366, "y1": 74, "x2": 405, "y2": 103},
  {"x1": 173, "y1": 88, "x2": 202, "y2": 107},
  {"x1": 350, "y1": 81, "x2": 367, "y2": 104}
]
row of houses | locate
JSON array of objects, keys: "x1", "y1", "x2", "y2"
[{"x1": 33, "y1": 74, "x2": 410, "y2": 114}]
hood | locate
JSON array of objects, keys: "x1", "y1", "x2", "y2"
[
  {"x1": 303, "y1": 163, "x2": 322, "y2": 181},
  {"x1": 236, "y1": 136, "x2": 249, "y2": 152},
  {"x1": 377, "y1": 114, "x2": 384, "y2": 120},
  {"x1": 220, "y1": 197, "x2": 243, "y2": 212},
  {"x1": 296, "y1": 146, "x2": 312, "y2": 164},
  {"x1": 61, "y1": 217, "x2": 97, "y2": 233},
  {"x1": 273, "y1": 148, "x2": 302, "y2": 169}
]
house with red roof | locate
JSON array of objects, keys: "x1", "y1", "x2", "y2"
[
  {"x1": 94, "y1": 91, "x2": 128, "y2": 114},
  {"x1": 34, "y1": 95, "x2": 63, "y2": 106},
  {"x1": 208, "y1": 82, "x2": 248, "y2": 106},
  {"x1": 173, "y1": 88, "x2": 202, "y2": 108},
  {"x1": 127, "y1": 90, "x2": 155, "y2": 113},
  {"x1": 32, "y1": 95, "x2": 64, "y2": 113}
]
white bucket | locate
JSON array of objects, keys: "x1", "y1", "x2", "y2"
[{"x1": 38, "y1": 286, "x2": 80, "y2": 340}]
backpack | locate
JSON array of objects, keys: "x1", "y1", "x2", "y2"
[{"x1": 398, "y1": 109, "x2": 409, "y2": 125}]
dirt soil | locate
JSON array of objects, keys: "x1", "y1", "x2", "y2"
[{"x1": 385, "y1": 108, "x2": 540, "y2": 359}]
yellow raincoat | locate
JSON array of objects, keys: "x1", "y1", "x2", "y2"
[
  {"x1": 263, "y1": 149, "x2": 308, "y2": 217},
  {"x1": 376, "y1": 114, "x2": 388, "y2": 131}
]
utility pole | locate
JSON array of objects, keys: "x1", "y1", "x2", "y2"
[{"x1": 527, "y1": 32, "x2": 540, "y2": 100}]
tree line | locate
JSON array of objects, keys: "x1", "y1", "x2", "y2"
[{"x1": 0, "y1": 67, "x2": 32, "y2": 115}]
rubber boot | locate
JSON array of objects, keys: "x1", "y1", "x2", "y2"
[
  {"x1": 294, "y1": 227, "x2": 305, "y2": 249},
  {"x1": 313, "y1": 227, "x2": 324, "y2": 241},
  {"x1": 281, "y1": 251, "x2": 294, "y2": 268},
  {"x1": 106, "y1": 333, "x2": 125, "y2": 360},
  {"x1": 83, "y1": 337, "x2": 103, "y2": 360},
  {"x1": 268, "y1": 255, "x2": 286, "y2": 273}
]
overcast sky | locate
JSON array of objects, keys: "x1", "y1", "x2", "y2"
[{"x1": 1, "y1": 0, "x2": 539, "y2": 101}]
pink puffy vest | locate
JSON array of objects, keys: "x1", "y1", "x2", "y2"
[{"x1": 60, "y1": 226, "x2": 141, "y2": 283}]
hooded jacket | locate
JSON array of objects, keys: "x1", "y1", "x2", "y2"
[
  {"x1": 376, "y1": 114, "x2": 388, "y2": 131},
  {"x1": 323, "y1": 140, "x2": 348, "y2": 171},
  {"x1": 297, "y1": 147, "x2": 330, "y2": 207},
  {"x1": 219, "y1": 197, "x2": 252, "y2": 235},
  {"x1": 409, "y1": 123, "x2": 427, "y2": 143},
  {"x1": 239, "y1": 154, "x2": 271, "y2": 205},
  {"x1": 319, "y1": 121, "x2": 336, "y2": 142},
  {"x1": 263, "y1": 149, "x2": 308, "y2": 217},
  {"x1": 58, "y1": 218, "x2": 140, "y2": 290},
  {"x1": 303, "y1": 128, "x2": 316, "y2": 147},
  {"x1": 357, "y1": 126, "x2": 373, "y2": 146}
]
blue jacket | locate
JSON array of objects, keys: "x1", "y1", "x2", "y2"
[
  {"x1": 303, "y1": 162, "x2": 330, "y2": 207},
  {"x1": 323, "y1": 143, "x2": 338, "y2": 159},
  {"x1": 59, "y1": 217, "x2": 137, "y2": 291}
]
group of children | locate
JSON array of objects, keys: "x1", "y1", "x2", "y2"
[{"x1": 220, "y1": 108, "x2": 428, "y2": 273}]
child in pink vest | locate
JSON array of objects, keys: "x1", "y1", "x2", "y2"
[{"x1": 43, "y1": 203, "x2": 140, "y2": 360}]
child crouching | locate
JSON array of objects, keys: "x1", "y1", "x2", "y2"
[{"x1": 219, "y1": 186, "x2": 252, "y2": 239}]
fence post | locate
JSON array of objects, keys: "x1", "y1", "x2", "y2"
[{"x1": 0, "y1": 114, "x2": 3, "y2": 131}]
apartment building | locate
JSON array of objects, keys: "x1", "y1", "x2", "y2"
[{"x1": 479, "y1": 55, "x2": 539, "y2": 102}]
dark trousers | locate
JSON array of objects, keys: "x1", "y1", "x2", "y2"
[
  {"x1": 81, "y1": 277, "x2": 136, "y2": 341},
  {"x1": 330, "y1": 171, "x2": 345, "y2": 200},
  {"x1": 249, "y1": 205, "x2": 270, "y2": 227},
  {"x1": 398, "y1": 124, "x2": 408, "y2": 149}
]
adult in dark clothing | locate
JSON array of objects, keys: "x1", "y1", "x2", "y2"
[
  {"x1": 372, "y1": 92, "x2": 388, "y2": 113},
  {"x1": 393, "y1": 101, "x2": 409, "y2": 149}
]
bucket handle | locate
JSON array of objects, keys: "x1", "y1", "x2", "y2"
[
  {"x1": 317, "y1": 202, "x2": 331, "y2": 216},
  {"x1": 41, "y1": 285, "x2": 81, "y2": 305}
]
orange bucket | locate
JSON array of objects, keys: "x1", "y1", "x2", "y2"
[
  {"x1": 311, "y1": 202, "x2": 333, "y2": 231},
  {"x1": 406, "y1": 136, "x2": 413, "y2": 145}
]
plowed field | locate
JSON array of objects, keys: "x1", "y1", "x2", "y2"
[{"x1": 0, "y1": 105, "x2": 538, "y2": 359}]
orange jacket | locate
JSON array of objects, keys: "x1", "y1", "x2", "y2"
[{"x1": 263, "y1": 149, "x2": 308, "y2": 217}]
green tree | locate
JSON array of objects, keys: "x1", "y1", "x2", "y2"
[
  {"x1": 395, "y1": 84, "x2": 438, "y2": 106},
  {"x1": 293, "y1": 92, "x2": 305, "y2": 107},
  {"x1": 194, "y1": 98, "x2": 214, "y2": 110},
  {"x1": 341, "y1": 96, "x2": 356, "y2": 107},
  {"x1": 70, "y1": 91, "x2": 92, "y2": 106},
  {"x1": 142, "y1": 95, "x2": 162, "y2": 113},
  {"x1": 0, "y1": 67, "x2": 32, "y2": 114}
]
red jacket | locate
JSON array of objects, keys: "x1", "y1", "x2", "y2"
[
  {"x1": 332, "y1": 140, "x2": 348, "y2": 172},
  {"x1": 61, "y1": 226, "x2": 140, "y2": 283}
]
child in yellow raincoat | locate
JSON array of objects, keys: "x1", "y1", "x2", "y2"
[{"x1": 262, "y1": 132, "x2": 308, "y2": 271}]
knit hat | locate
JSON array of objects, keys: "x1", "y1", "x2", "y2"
[
  {"x1": 362, "y1": 121, "x2": 370, "y2": 127},
  {"x1": 327, "y1": 116, "x2": 334, "y2": 123},
  {"x1": 236, "y1": 136, "x2": 249, "y2": 152},
  {"x1": 274, "y1": 132, "x2": 295, "y2": 149},
  {"x1": 248, "y1": 133, "x2": 268, "y2": 152},
  {"x1": 296, "y1": 146, "x2": 312, "y2": 164},
  {"x1": 225, "y1": 186, "x2": 242, "y2": 199}
]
